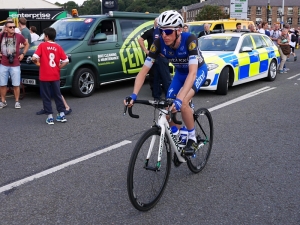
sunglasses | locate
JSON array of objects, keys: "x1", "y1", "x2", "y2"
[
  {"x1": 159, "y1": 28, "x2": 177, "y2": 36},
  {"x1": 8, "y1": 26, "x2": 16, "y2": 29}
]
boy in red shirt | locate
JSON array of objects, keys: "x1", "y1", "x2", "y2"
[{"x1": 31, "y1": 27, "x2": 69, "y2": 124}]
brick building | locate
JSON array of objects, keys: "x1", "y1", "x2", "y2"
[{"x1": 182, "y1": 0, "x2": 300, "y2": 28}]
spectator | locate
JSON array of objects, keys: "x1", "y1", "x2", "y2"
[
  {"x1": 289, "y1": 28, "x2": 297, "y2": 61},
  {"x1": 18, "y1": 17, "x2": 31, "y2": 45},
  {"x1": 138, "y1": 18, "x2": 171, "y2": 100},
  {"x1": 277, "y1": 28, "x2": 291, "y2": 74},
  {"x1": 235, "y1": 22, "x2": 242, "y2": 32},
  {"x1": 248, "y1": 24, "x2": 257, "y2": 32},
  {"x1": 30, "y1": 26, "x2": 39, "y2": 43},
  {"x1": 183, "y1": 24, "x2": 189, "y2": 32},
  {"x1": 259, "y1": 22, "x2": 270, "y2": 36},
  {"x1": 6, "y1": 17, "x2": 21, "y2": 34},
  {"x1": 270, "y1": 23, "x2": 281, "y2": 45},
  {"x1": 198, "y1": 23, "x2": 211, "y2": 38},
  {"x1": 31, "y1": 27, "x2": 69, "y2": 124},
  {"x1": 0, "y1": 21, "x2": 29, "y2": 109}
]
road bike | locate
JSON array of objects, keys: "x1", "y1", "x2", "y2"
[{"x1": 124, "y1": 99, "x2": 213, "y2": 211}]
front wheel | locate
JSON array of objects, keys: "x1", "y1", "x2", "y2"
[
  {"x1": 187, "y1": 108, "x2": 214, "y2": 173},
  {"x1": 127, "y1": 127, "x2": 171, "y2": 211},
  {"x1": 71, "y1": 68, "x2": 96, "y2": 97}
]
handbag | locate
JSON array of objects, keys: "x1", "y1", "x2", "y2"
[{"x1": 280, "y1": 45, "x2": 291, "y2": 55}]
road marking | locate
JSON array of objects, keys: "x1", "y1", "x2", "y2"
[
  {"x1": 209, "y1": 86, "x2": 276, "y2": 112},
  {"x1": 0, "y1": 86, "x2": 278, "y2": 194},
  {"x1": 287, "y1": 73, "x2": 300, "y2": 79},
  {"x1": 0, "y1": 140, "x2": 131, "y2": 194}
]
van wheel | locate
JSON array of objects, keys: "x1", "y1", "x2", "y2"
[
  {"x1": 216, "y1": 67, "x2": 229, "y2": 95},
  {"x1": 71, "y1": 68, "x2": 95, "y2": 97}
]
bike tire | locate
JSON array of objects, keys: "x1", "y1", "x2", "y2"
[
  {"x1": 187, "y1": 108, "x2": 214, "y2": 173},
  {"x1": 127, "y1": 127, "x2": 171, "y2": 211}
]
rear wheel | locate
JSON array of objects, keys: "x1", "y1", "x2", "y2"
[
  {"x1": 127, "y1": 127, "x2": 171, "y2": 211},
  {"x1": 187, "y1": 108, "x2": 213, "y2": 173},
  {"x1": 266, "y1": 59, "x2": 277, "y2": 81},
  {"x1": 216, "y1": 67, "x2": 229, "y2": 95},
  {"x1": 71, "y1": 68, "x2": 96, "y2": 97}
]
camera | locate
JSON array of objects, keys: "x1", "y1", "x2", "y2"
[{"x1": 7, "y1": 53, "x2": 15, "y2": 64}]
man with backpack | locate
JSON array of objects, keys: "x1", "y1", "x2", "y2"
[{"x1": 289, "y1": 28, "x2": 297, "y2": 61}]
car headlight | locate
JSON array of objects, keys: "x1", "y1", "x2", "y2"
[{"x1": 206, "y1": 63, "x2": 218, "y2": 71}]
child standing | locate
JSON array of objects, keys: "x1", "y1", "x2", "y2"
[{"x1": 31, "y1": 27, "x2": 69, "y2": 124}]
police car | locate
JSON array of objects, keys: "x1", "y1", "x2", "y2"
[{"x1": 198, "y1": 32, "x2": 280, "y2": 95}]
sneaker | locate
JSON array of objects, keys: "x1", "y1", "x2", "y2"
[
  {"x1": 15, "y1": 101, "x2": 21, "y2": 109},
  {"x1": 46, "y1": 117, "x2": 54, "y2": 125},
  {"x1": 0, "y1": 101, "x2": 7, "y2": 109},
  {"x1": 284, "y1": 68, "x2": 290, "y2": 71},
  {"x1": 36, "y1": 109, "x2": 46, "y2": 115},
  {"x1": 279, "y1": 70, "x2": 287, "y2": 74},
  {"x1": 183, "y1": 139, "x2": 198, "y2": 156},
  {"x1": 294, "y1": 56, "x2": 297, "y2": 62},
  {"x1": 56, "y1": 114, "x2": 67, "y2": 122}
]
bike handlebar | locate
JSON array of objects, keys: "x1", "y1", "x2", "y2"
[{"x1": 124, "y1": 99, "x2": 182, "y2": 125}]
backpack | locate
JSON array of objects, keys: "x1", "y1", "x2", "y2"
[{"x1": 291, "y1": 33, "x2": 297, "y2": 42}]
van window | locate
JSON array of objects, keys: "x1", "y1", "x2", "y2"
[
  {"x1": 213, "y1": 24, "x2": 224, "y2": 31},
  {"x1": 188, "y1": 24, "x2": 205, "y2": 37},
  {"x1": 93, "y1": 20, "x2": 117, "y2": 42},
  {"x1": 44, "y1": 18, "x2": 96, "y2": 40},
  {"x1": 120, "y1": 19, "x2": 148, "y2": 41}
]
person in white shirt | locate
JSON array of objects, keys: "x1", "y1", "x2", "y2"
[
  {"x1": 289, "y1": 28, "x2": 297, "y2": 61},
  {"x1": 270, "y1": 24, "x2": 281, "y2": 46},
  {"x1": 30, "y1": 26, "x2": 39, "y2": 43}
]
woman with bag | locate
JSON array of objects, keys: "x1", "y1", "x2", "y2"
[{"x1": 277, "y1": 28, "x2": 291, "y2": 74}]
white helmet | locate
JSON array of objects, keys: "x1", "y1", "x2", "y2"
[{"x1": 158, "y1": 10, "x2": 184, "y2": 28}]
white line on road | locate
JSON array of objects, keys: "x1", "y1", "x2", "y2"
[
  {"x1": 0, "y1": 140, "x2": 132, "y2": 194},
  {"x1": 209, "y1": 86, "x2": 276, "y2": 112},
  {"x1": 287, "y1": 73, "x2": 300, "y2": 79},
  {"x1": 0, "y1": 86, "x2": 277, "y2": 194}
]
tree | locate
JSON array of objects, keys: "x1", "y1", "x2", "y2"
[{"x1": 195, "y1": 5, "x2": 229, "y2": 21}]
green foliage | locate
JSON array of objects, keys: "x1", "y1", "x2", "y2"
[
  {"x1": 55, "y1": 0, "x2": 200, "y2": 15},
  {"x1": 195, "y1": 5, "x2": 229, "y2": 21}
]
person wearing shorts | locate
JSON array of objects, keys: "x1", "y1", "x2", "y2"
[{"x1": 0, "y1": 20, "x2": 29, "y2": 109}]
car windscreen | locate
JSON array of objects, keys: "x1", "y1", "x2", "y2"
[
  {"x1": 188, "y1": 24, "x2": 205, "y2": 37},
  {"x1": 199, "y1": 36, "x2": 239, "y2": 51},
  {"x1": 38, "y1": 18, "x2": 95, "y2": 41}
]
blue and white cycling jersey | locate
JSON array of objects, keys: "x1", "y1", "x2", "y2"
[{"x1": 147, "y1": 32, "x2": 205, "y2": 74}]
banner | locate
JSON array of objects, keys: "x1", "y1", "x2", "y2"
[
  {"x1": 9, "y1": 10, "x2": 67, "y2": 20},
  {"x1": 102, "y1": 0, "x2": 118, "y2": 14}
]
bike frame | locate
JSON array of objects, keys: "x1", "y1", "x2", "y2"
[{"x1": 147, "y1": 108, "x2": 187, "y2": 168}]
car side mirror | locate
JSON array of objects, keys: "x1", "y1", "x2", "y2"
[
  {"x1": 92, "y1": 33, "x2": 107, "y2": 42},
  {"x1": 240, "y1": 46, "x2": 252, "y2": 52}
]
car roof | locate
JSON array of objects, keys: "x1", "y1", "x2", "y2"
[{"x1": 200, "y1": 32, "x2": 269, "y2": 38}]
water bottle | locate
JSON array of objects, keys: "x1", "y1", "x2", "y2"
[
  {"x1": 171, "y1": 126, "x2": 180, "y2": 144},
  {"x1": 179, "y1": 126, "x2": 188, "y2": 147}
]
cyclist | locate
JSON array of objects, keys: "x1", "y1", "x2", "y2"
[{"x1": 124, "y1": 10, "x2": 208, "y2": 155}]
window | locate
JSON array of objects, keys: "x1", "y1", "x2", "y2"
[
  {"x1": 287, "y1": 18, "x2": 292, "y2": 24},
  {"x1": 120, "y1": 19, "x2": 147, "y2": 41},
  {"x1": 256, "y1": 7, "x2": 262, "y2": 15},
  {"x1": 240, "y1": 36, "x2": 254, "y2": 50},
  {"x1": 287, "y1": 7, "x2": 293, "y2": 15},
  {"x1": 93, "y1": 20, "x2": 117, "y2": 42},
  {"x1": 248, "y1": 6, "x2": 251, "y2": 15},
  {"x1": 252, "y1": 35, "x2": 266, "y2": 49},
  {"x1": 298, "y1": 7, "x2": 300, "y2": 15},
  {"x1": 298, "y1": 17, "x2": 300, "y2": 24},
  {"x1": 277, "y1": 7, "x2": 282, "y2": 16}
]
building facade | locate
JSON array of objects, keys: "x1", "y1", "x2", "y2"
[{"x1": 182, "y1": 0, "x2": 300, "y2": 29}]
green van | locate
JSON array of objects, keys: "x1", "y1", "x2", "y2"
[{"x1": 21, "y1": 11, "x2": 160, "y2": 97}]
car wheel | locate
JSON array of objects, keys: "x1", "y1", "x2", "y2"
[
  {"x1": 266, "y1": 59, "x2": 277, "y2": 81},
  {"x1": 216, "y1": 67, "x2": 229, "y2": 95},
  {"x1": 71, "y1": 68, "x2": 96, "y2": 97}
]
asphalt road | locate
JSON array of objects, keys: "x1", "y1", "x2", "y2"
[{"x1": 0, "y1": 51, "x2": 299, "y2": 224}]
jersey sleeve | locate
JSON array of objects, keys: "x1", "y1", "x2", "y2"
[
  {"x1": 33, "y1": 43, "x2": 43, "y2": 58},
  {"x1": 148, "y1": 38, "x2": 161, "y2": 60},
  {"x1": 186, "y1": 34, "x2": 205, "y2": 66}
]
